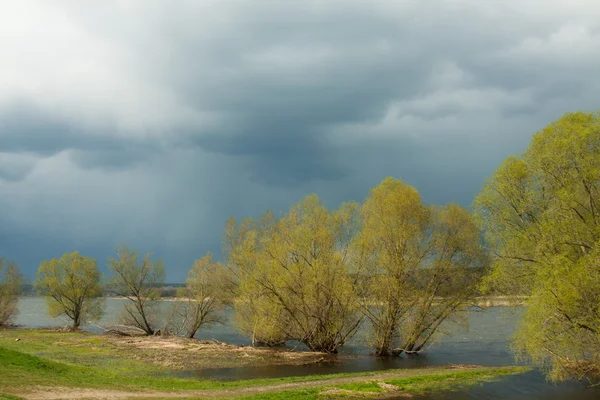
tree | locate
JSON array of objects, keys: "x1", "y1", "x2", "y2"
[
  {"x1": 397, "y1": 204, "x2": 484, "y2": 354},
  {"x1": 0, "y1": 258, "x2": 21, "y2": 326},
  {"x1": 176, "y1": 253, "x2": 230, "y2": 338},
  {"x1": 107, "y1": 246, "x2": 165, "y2": 335},
  {"x1": 225, "y1": 195, "x2": 363, "y2": 353},
  {"x1": 224, "y1": 215, "x2": 289, "y2": 346},
  {"x1": 474, "y1": 111, "x2": 600, "y2": 384},
  {"x1": 35, "y1": 252, "x2": 104, "y2": 329},
  {"x1": 355, "y1": 178, "x2": 484, "y2": 356}
]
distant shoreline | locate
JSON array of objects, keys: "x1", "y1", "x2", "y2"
[
  {"x1": 20, "y1": 294, "x2": 528, "y2": 307},
  {"x1": 22, "y1": 295, "x2": 528, "y2": 307},
  {"x1": 103, "y1": 295, "x2": 528, "y2": 307},
  {"x1": 104, "y1": 296, "x2": 191, "y2": 302},
  {"x1": 470, "y1": 296, "x2": 527, "y2": 307}
]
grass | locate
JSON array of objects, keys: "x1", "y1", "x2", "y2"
[
  {"x1": 0, "y1": 395, "x2": 25, "y2": 400},
  {"x1": 227, "y1": 368, "x2": 526, "y2": 399},
  {"x1": 229, "y1": 389, "x2": 323, "y2": 399},
  {"x1": 0, "y1": 328, "x2": 530, "y2": 399},
  {"x1": 385, "y1": 368, "x2": 516, "y2": 391},
  {"x1": 0, "y1": 328, "x2": 323, "y2": 372}
]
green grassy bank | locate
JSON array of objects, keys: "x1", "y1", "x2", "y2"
[{"x1": 0, "y1": 328, "x2": 529, "y2": 399}]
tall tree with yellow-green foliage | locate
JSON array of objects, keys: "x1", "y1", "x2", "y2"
[
  {"x1": 0, "y1": 258, "x2": 21, "y2": 326},
  {"x1": 355, "y1": 177, "x2": 485, "y2": 356},
  {"x1": 36, "y1": 251, "x2": 104, "y2": 329},
  {"x1": 474, "y1": 111, "x2": 600, "y2": 384},
  {"x1": 223, "y1": 215, "x2": 287, "y2": 346},
  {"x1": 225, "y1": 195, "x2": 362, "y2": 353}
]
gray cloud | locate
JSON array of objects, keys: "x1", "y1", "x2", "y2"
[
  {"x1": 1, "y1": 0, "x2": 600, "y2": 280},
  {"x1": 0, "y1": 102, "x2": 161, "y2": 173},
  {"x1": 0, "y1": 102, "x2": 79, "y2": 156}
]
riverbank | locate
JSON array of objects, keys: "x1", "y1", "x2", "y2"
[
  {"x1": 0, "y1": 328, "x2": 327, "y2": 370},
  {"x1": 0, "y1": 328, "x2": 528, "y2": 399}
]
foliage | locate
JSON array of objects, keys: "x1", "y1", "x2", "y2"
[
  {"x1": 223, "y1": 180, "x2": 484, "y2": 355},
  {"x1": 169, "y1": 252, "x2": 230, "y2": 338},
  {"x1": 224, "y1": 216, "x2": 288, "y2": 346},
  {"x1": 0, "y1": 394, "x2": 25, "y2": 400},
  {"x1": 35, "y1": 252, "x2": 104, "y2": 329},
  {"x1": 355, "y1": 177, "x2": 485, "y2": 356},
  {"x1": 0, "y1": 259, "x2": 20, "y2": 326},
  {"x1": 225, "y1": 195, "x2": 363, "y2": 353},
  {"x1": 107, "y1": 245, "x2": 165, "y2": 335},
  {"x1": 474, "y1": 111, "x2": 600, "y2": 383}
]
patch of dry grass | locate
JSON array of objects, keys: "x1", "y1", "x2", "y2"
[{"x1": 0, "y1": 328, "x2": 327, "y2": 371}]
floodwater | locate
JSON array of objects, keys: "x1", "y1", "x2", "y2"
[{"x1": 12, "y1": 297, "x2": 600, "y2": 399}]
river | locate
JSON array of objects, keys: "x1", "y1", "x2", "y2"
[{"x1": 11, "y1": 297, "x2": 600, "y2": 399}]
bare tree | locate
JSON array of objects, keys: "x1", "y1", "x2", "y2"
[{"x1": 107, "y1": 246, "x2": 165, "y2": 335}]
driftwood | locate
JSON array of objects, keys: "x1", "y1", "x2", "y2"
[
  {"x1": 391, "y1": 347, "x2": 420, "y2": 356},
  {"x1": 106, "y1": 329, "x2": 133, "y2": 337},
  {"x1": 101, "y1": 324, "x2": 148, "y2": 336},
  {"x1": 90, "y1": 323, "x2": 132, "y2": 336}
]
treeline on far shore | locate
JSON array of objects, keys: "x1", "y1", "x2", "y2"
[
  {"x1": 16, "y1": 275, "x2": 496, "y2": 299},
  {"x1": 16, "y1": 283, "x2": 186, "y2": 297},
  {"x1": 16, "y1": 280, "x2": 524, "y2": 308}
]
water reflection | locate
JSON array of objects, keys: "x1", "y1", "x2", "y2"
[{"x1": 409, "y1": 370, "x2": 599, "y2": 400}]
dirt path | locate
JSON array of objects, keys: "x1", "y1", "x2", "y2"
[{"x1": 14, "y1": 366, "x2": 483, "y2": 400}]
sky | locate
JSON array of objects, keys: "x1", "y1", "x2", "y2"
[{"x1": 1, "y1": 0, "x2": 600, "y2": 281}]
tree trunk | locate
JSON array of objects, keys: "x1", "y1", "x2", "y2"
[
  {"x1": 375, "y1": 333, "x2": 392, "y2": 356},
  {"x1": 404, "y1": 342, "x2": 415, "y2": 352},
  {"x1": 187, "y1": 329, "x2": 197, "y2": 339},
  {"x1": 73, "y1": 309, "x2": 81, "y2": 329},
  {"x1": 376, "y1": 347, "x2": 390, "y2": 356},
  {"x1": 137, "y1": 300, "x2": 154, "y2": 335}
]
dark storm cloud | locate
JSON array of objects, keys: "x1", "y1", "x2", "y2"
[
  {"x1": 141, "y1": 1, "x2": 583, "y2": 187},
  {"x1": 197, "y1": 130, "x2": 352, "y2": 185},
  {"x1": 1, "y1": 0, "x2": 600, "y2": 280},
  {"x1": 0, "y1": 102, "x2": 159, "y2": 173},
  {"x1": 179, "y1": 53, "x2": 426, "y2": 184},
  {"x1": 0, "y1": 102, "x2": 79, "y2": 156},
  {"x1": 129, "y1": 2, "x2": 436, "y2": 185}
]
